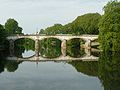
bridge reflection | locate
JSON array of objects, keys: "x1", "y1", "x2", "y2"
[
  {"x1": 7, "y1": 48, "x2": 99, "y2": 62},
  {"x1": 7, "y1": 54, "x2": 99, "y2": 62}
]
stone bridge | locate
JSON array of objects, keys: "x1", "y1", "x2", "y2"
[
  {"x1": 7, "y1": 54, "x2": 99, "y2": 62},
  {"x1": 6, "y1": 34, "x2": 98, "y2": 56},
  {"x1": 6, "y1": 34, "x2": 98, "y2": 41}
]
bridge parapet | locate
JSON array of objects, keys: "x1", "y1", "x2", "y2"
[{"x1": 6, "y1": 34, "x2": 98, "y2": 41}]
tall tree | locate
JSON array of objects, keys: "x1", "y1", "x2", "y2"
[
  {"x1": 99, "y1": 0, "x2": 120, "y2": 51},
  {"x1": 5, "y1": 18, "x2": 23, "y2": 34}
]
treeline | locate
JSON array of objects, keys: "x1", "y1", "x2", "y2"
[
  {"x1": 39, "y1": 13, "x2": 101, "y2": 35},
  {"x1": 0, "y1": 18, "x2": 23, "y2": 46}
]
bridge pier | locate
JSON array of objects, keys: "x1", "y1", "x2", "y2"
[
  {"x1": 85, "y1": 39, "x2": 91, "y2": 49},
  {"x1": 84, "y1": 48, "x2": 91, "y2": 56},
  {"x1": 9, "y1": 40, "x2": 14, "y2": 56},
  {"x1": 35, "y1": 39, "x2": 39, "y2": 57},
  {"x1": 61, "y1": 39, "x2": 67, "y2": 56}
]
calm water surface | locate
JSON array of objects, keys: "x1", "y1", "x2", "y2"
[
  {"x1": 0, "y1": 49, "x2": 104, "y2": 90},
  {"x1": 0, "y1": 61, "x2": 102, "y2": 90}
]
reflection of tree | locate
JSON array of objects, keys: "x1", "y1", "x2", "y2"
[
  {"x1": 98, "y1": 52, "x2": 120, "y2": 90},
  {"x1": 15, "y1": 38, "x2": 35, "y2": 51},
  {"x1": 69, "y1": 61, "x2": 98, "y2": 77},
  {"x1": 0, "y1": 51, "x2": 9, "y2": 73},
  {"x1": 14, "y1": 46, "x2": 25, "y2": 57},
  {"x1": 0, "y1": 57, "x2": 5, "y2": 73},
  {"x1": 0, "y1": 51, "x2": 22, "y2": 73},
  {"x1": 5, "y1": 60, "x2": 21, "y2": 72},
  {"x1": 91, "y1": 51, "x2": 100, "y2": 57},
  {"x1": 70, "y1": 52, "x2": 120, "y2": 90},
  {"x1": 14, "y1": 38, "x2": 35, "y2": 57},
  {"x1": 67, "y1": 39, "x2": 85, "y2": 57},
  {"x1": 0, "y1": 62, "x2": 4, "y2": 73},
  {"x1": 40, "y1": 38, "x2": 61, "y2": 58}
]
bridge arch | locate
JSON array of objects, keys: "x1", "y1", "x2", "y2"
[
  {"x1": 14, "y1": 38, "x2": 35, "y2": 45},
  {"x1": 66, "y1": 37, "x2": 87, "y2": 42},
  {"x1": 21, "y1": 54, "x2": 36, "y2": 59}
]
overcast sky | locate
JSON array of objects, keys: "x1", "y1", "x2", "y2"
[{"x1": 0, "y1": 0, "x2": 112, "y2": 33}]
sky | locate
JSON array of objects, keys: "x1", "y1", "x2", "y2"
[{"x1": 0, "y1": 0, "x2": 111, "y2": 34}]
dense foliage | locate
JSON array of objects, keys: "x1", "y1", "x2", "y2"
[
  {"x1": 71, "y1": 13, "x2": 101, "y2": 35},
  {"x1": 39, "y1": 24, "x2": 64, "y2": 35},
  {"x1": 39, "y1": 13, "x2": 101, "y2": 35},
  {"x1": 99, "y1": 0, "x2": 120, "y2": 51}
]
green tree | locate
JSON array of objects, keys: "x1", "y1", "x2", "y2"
[
  {"x1": 63, "y1": 23, "x2": 73, "y2": 34},
  {"x1": 0, "y1": 24, "x2": 6, "y2": 45},
  {"x1": 67, "y1": 39, "x2": 85, "y2": 57},
  {"x1": 71, "y1": 13, "x2": 101, "y2": 35},
  {"x1": 39, "y1": 29, "x2": 45, "y2": 34},
  {"x1": 39, "y1": 24, "x2": 64, "y2": 35},
  {"x1": 5, "y1": 18, "x2": 23, "y2": 34},
  {"x1": 99, "y1": 0, "x2": 120, "y2": 51}
]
